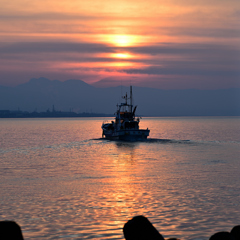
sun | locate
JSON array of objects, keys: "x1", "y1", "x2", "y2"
[
  {"x1": 111, "y1": 53, "x2": 131, "y2": 59},
  {"x1": 96, "y1": 34, "x2": 140, "y2": 47},
  {"x1": 113, "y1": 35, "x2": 130, "y2": 46},
  {"x1": 108, "y1": 34, "x2": 139, "y2": 47}
]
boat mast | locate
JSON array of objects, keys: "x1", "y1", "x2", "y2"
[{"x1": 130, "y1": 86, "x2": 133, "y2": 113}]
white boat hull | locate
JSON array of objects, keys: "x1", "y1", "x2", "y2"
[{"x1": 103, "y1": 129, "x2": 150, "y2": 141}]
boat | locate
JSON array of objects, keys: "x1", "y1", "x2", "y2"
[{"x1": 101, "y1": 86, "x2": 150, "y2": 141}]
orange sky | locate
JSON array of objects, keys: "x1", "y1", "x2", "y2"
[{"x1": 0, "y1": 0, "x2": 240, "y2": 89}]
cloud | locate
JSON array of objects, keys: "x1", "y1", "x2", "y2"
[
  {"x1": 157, "y1": 27, "x2": 240, "y2": 39},
  {"x1": 0, "y1": 12, "x2": 99, "y2": 21},
  {"x1": 1, "y1": 41, "x2": 239, "y2": 57},
  {"x1": 0, "y1": 42, "x2": 114, "y2": 54},
  {"x1": 0, "y1": 41, "x2": 239, "y2": 82},
  {"x1": 121, "y1": 66, "x2": 240, "y2": 78}
]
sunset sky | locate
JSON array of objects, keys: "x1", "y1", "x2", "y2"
[{"x1": 0, "y1": 0, "x2": 240, "y2": 89}]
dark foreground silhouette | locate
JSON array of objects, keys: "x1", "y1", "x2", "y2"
[
  {"x1": 0, "y1": 221, "x2": 24, "y2": 240},
  {"x1": 123, "y1": 215, "x2": 165, "y2": 240},
  {"x1": 123, "y1": 216, "x2": 240, "y2": 240},
  {"x1": 1, "y1": 217, "x2": 239, "y2": 239},
  {"x1": 231, "y1": 226, "x2": 240, "y2": 240},
  {"x1": 209, "y1": 231, "x2": 235, "y2": 240}
]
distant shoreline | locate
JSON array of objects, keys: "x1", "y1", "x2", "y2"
[
  {"x1": 0, "y1": 110, "x2": 239, "y2": 118},
  {"x1": 0, "y1": 110, "x2": 113, "y2": 118}
]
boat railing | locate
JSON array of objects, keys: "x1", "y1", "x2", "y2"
[
  {"x1": 102, "y1": 120, "x2": 114, "y2": 125},
  {"x1": 102, "y1": 120, "x2": 109, "y2": 125}
]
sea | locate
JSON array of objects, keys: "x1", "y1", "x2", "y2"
[{"x1": 0, "y1": 117, "x2": 240, "y2": 240}]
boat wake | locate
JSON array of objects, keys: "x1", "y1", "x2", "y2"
[
  {"x1": 94, "y1": 138, "x2": 240, "y2": 146},
  {"x1": 144, "y1": 138, "x2": 191, "y2": 144},
  {"x1": 94, "y1": 137, "x2": 192, "y2": 144}
]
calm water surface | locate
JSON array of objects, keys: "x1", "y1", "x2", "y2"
[{"x1": 0, "y1": 117, "x2": 240, "y2": 239}]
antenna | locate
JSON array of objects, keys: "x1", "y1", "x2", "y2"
[
  {"x1": 121, "y1": 79, "x2": 123, "y2": 100},
  {"x1": 130, "y1": 86, "x2": 133, "y2": 113}
]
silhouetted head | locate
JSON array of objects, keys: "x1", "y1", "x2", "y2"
[
  {"x1": 0, "y1": 221, "x2": 24, "y2": 240},
  {"x1": 209, "y1": 231, "x2": 235, "y2": 240},
  {"x1": 231, "y1": 226, "x2": 240, "y2": 240},
  {"x1": 123, "y1": 215, "x2": 164, "y2": 240}
]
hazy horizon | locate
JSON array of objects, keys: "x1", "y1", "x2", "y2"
[
  {"x1": 1, "y1": 76, "x2": 240, "y2": 90},
  {"x1": 1, "y1": 77, "x2": 239, "y2": 116}
]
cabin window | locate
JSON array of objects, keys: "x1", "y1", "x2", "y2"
[{"x1": 125, "y1": 121, "x2": 138, "y2": 129}]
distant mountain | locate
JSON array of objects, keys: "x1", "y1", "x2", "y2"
[
  {"x1": 0, "y1": 77, "x2": 240, "y2": 116},
  {"x1": 92, "y1": 76, "x2": 137, "y2": 88}
]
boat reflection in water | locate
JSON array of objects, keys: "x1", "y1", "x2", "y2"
[{"x1": 101, "y1": 86, "x2": 150, "y2": 141}]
